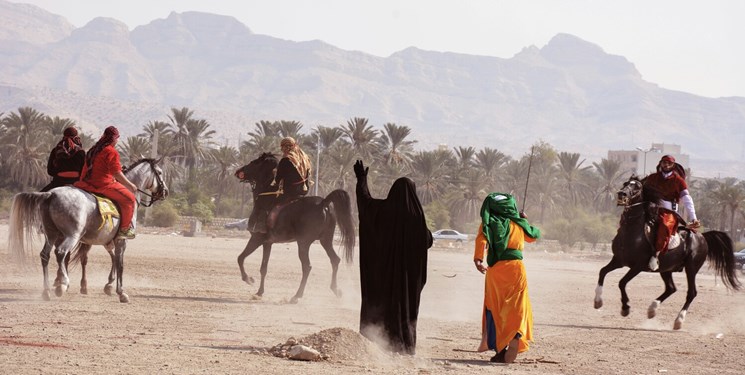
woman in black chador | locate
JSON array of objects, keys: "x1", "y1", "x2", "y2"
[{"x1": 354, "y1": 160, "x2": 433, "y2": 355}]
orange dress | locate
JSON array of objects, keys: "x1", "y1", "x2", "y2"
[{"x1": 474, "y1": 222, "x2": 536, "y2": 354}]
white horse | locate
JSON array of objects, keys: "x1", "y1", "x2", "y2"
[{"x1": 8, "y1": 158, "x2": 168, "y2": 303}]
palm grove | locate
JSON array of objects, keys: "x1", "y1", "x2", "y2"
[{"x1": 2, "y1": 106, "x2": 745, "y2": 249}]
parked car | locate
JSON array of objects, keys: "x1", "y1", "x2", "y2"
[
  {"x1": 224, "y1": 218, "x2": 248, "y2": 230},
  {"x1": 432, "y1": 229, "x2": 468, "y2": 242},
  {"x1": 734, "y1": 249, "x2": 745, "y2": 273}
]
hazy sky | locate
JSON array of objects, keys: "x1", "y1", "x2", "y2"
[{"x1": 14, "y1": 0, "x2": 745, "y2": 98}]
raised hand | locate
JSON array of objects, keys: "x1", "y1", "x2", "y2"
[{"x1": 354, "y1": 160, "x2": 368, "y2": 178}]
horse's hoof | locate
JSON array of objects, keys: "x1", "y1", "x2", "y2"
[
  {"x1": 621, "y1": 307, "x2": 630, "y2": 317},
  {"x1": 119, "y1": 293, "x2": 130, "y2": 303},
  {"x1": 80, "y1": 287, "x2": 88, "y2": 295},
  {"x1": 289, "y1": 296, "x2": 299, "y2": 304},
  {"x1": 251, "y1": 294, "x2": 262, "y2": 300},
  {"x1": 42, "y1": 290, "x2": 51, "y2": 301},
  {"x1": 104, "y1": 285, "x2": 113, "y2": 296},
  {"x1": 55, "y1": 285, "x2": 67, "y2": 297},
  {"x1": 647, "y1": 309, "x2": 657, "y2": 319},
  {"x1": 242, "y1": 276, "x2": 255, "y2": 285},
  {"x1": 673, "y1": 320, "x2": 683, "y2": 330},
  {"x1": 335, "y1": 289, "x2": 343, "y2": 298},
  {"x1": 594, "y1": 299, "x2": 603, "y2": 309}
]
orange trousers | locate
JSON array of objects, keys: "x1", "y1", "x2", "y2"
[{"x1": 655, "y1": 211, "x2": 677, "y2": 255}]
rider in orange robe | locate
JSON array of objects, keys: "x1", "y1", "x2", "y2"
[{"x1": 74, "y1": 126, "x2": 138, "y2": 239}]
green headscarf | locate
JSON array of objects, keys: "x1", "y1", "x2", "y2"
[{"x1": 480, "y1": 193, "x2": 541, "y2": 266}]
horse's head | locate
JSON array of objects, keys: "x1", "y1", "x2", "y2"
[
  {"x1": 616, "y1": 175, "x2": 643, "y2": 207},
  {"x1": 124, "y1": 158, "x2": 169, "y2": 206},
  {"x1": 234, "y1": 152, "x2": 279, "y2": 188}
]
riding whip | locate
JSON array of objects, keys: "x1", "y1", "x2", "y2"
[{"x1": 521, "y1": 146, "x2": 535, "y2": 213}]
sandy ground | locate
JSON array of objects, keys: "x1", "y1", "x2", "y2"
[{"x1": 1, "y1": 223, "x2": 744, "y2": 375}]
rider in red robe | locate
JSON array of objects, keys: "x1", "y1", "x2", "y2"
[
  {"x1": 641, "y1": 155, "x2": 700, "y2": 271},
  {"x1": 74, "y1": 126, "x2": 138, "y2": 239}
]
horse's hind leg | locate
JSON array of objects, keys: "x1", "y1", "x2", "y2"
[
  {"x1": 618, "y1": 267, "x2": 644, "y2": 317},
  {"x1": 674, "y1": 267, "x2": 699, "y2": 330},
  {"x1": 77, "y1": 243, "x2": 92, "y2": 295},
  {"x1": 290, "y1": 241, "x2": 313, "y2": 304},
  {"x1": 40, "y1": 239, "x2": 54, "y2": 301},
  {"x1": 648, "y1": 272, "x2": 676, "y2": 319},
  {"x1": 595, "y1": 257, "x2": 623, "y2": 309},
  {"x1": 53, "y1": 237, "x2": 79, "y2": 297},
  {"x1": 320, "y1": 235, "x2": 342, "y2": 298}
]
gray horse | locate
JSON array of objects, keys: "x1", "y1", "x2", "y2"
[{"x1": 8, "y1": 158, "x2": 168, "y2": 303}]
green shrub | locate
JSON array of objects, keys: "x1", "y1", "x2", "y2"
[{"x1": 149, "y1": 201, "x2": 180, "y2": 227}]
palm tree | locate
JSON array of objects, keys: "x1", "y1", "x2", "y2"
[
  {"x1": 556, "y1": 151, "x2": 593, "y2": 206},
  {"x1": 453, "y1": 146, "x2": 476, "y2": 171},
  {"x1": 376, "y1": 123, "x2": 416, "y2": 168},
  {"x1": 278, "y1": 120, "x2": 304, "y2": 139},
  {"x1": 243, "y1": 120, "x2": 281, "y2": 156},
  {"x1": 1, "y1": 107, "x2": 50, "y2": 190},
  {"x1": 340, "y1": 117, "x2": 379, "y2": 160},
  {"x1": 209, "y1": 145, "x2": 239, "y2": 209},
  {"x1": 169, "y1": 108, "x2": 216, "y2": 185},
  {"x1": 592, "y1": 158, "x2": 624, "y2": 213},
  {"x1": 409, "y1": 149, "x2": 453, "y2": 205},
  {"x1": 118, "y1": 136, "x2": 151, "y2": 164}
]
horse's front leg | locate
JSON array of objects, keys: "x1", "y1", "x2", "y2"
[
  {"x1": 290, "y1": 243, "x2": 313, "y2": 304},
  {"x1": 256, "y1": 243, "x2": 272, "y2": 297},
  {"x1": 595, "y1": 257, "x2": 623, "y2": 309},
  {"x1": 237, "y1": 236, "x2": 263, "y2": 286},
  {"x1": 618, "y1": 266, "x2": 644, "y2": 316},
  {"x1": 103, "y1": 243, "x2": 116, "y2": 296},
  {"x1": 674, "y1": 267, "x2": 699, "y2": 330},
  {"x1": 77, "y1": 244, "x2": 92, "y2": 295},
  {"x1": 648, "y1": 272, "x2": 676, "y2": 319},
  {"x1": 114, "y1": 239, "x2": 129, "y2": 303},
  {"x1": 39, "y1": 239, "x2": 53, "y2": 301}
]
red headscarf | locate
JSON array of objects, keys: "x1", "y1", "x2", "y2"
[
  {"x1": 53, "y1": 127, "x2": 83, "y2": 159},
  {"x1": 82, "y1": 126, "x2": 120, "y2": 180}
]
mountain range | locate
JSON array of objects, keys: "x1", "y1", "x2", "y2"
[{"x1": 1, "y1": 0, "x2": 744, "y2": 178}]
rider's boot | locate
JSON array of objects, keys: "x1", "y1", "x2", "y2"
[
  {"x1": 648, "y1": 251, "x2": 660, "y2": 271},
  {"x1": 117, "y1": 225, "x2": 136, "y2": 239}
]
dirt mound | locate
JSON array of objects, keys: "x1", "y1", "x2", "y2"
[{"x1": 269, "y1": 327, "x2": 387, "y2": 362}]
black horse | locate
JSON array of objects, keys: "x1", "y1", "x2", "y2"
[
  {"x1": 234, "y1": 153, "x2": 355, "y2": 303},
  {"x1": 594, "y1": 175, "x2": 740, "y2": 329}
]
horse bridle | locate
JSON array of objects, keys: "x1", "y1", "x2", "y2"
[{"x1": 134, "y1": 160, "x2": 167, "y2": 207}]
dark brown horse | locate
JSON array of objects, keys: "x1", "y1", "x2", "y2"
[
  {"x1": 594, "y1": 175, "x2": 740, "y2": 329},
  {"x1": 234, "y1": 153, "x2": 355, "y2": 303}
]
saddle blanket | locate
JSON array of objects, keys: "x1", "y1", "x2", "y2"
[{"x1": 94, "y1": 195, "x2": 120, "y2": 230}]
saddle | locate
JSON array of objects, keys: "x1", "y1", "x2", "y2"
[
  {"x1": 643, "y1": 206, "x2": 689, "y2": 252},
  {"x1": 93, "y1": 194, "x2": 120, "y2": 231}
]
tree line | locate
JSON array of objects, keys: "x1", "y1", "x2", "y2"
[{"x1": 2, "y1": 106, "x2": 744, "y2": 249}]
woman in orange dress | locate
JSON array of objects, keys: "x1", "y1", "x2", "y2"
[
  {"x1": 74, "y1": 126, "x2": 137, "y2": 239},
  {"x1": 473, "y1": 193, "x2": 541, "y2": 363}
]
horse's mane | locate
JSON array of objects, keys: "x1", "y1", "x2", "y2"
[
  {"x1": 259, "y1": 152, "x2": 278, "y2": 163},
  {"x1": 123, "y1": 158, "x2": 156, "y2": 173}
]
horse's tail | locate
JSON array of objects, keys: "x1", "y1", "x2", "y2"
[
  {"x1": 703, "y1": 231, "x2": 741, "y2": 291},
  {"x1": 8, "y1": 192, "x2": 51, "y2": 265},
  {"x1": 322, "y1": 189, "x2": 356, "y2": 264}
]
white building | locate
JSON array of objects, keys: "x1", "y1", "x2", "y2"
[{"x1": 608, "y1": 143, "x2": 690, "y2": 178}]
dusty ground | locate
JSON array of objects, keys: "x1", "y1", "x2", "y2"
[{"x1": 1, "y1": 223, "x2": 744, "y2": 375}]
